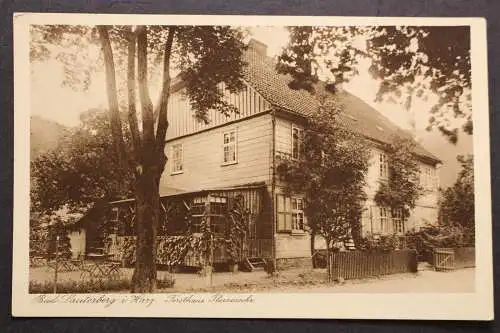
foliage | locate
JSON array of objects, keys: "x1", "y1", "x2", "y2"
[
  {"x1": 31, "y1": 109, "x2": 135, "y2": 214},
  {"x1": 405, "y1": 224, "x2": 475, "y2": 262},
  {"x1": 30, "y1": 211, "x2": 49, "y2": 257},
  {"x1": 277, "y1": 93, "x2": 370, "y2": 251},
  {"x1": 278, "y1": 26, "x2": 472, "y2": 142},
  {"x1": 356, "y1": 234, "x2": 407, "y2": 252},
  {"x1": 374, "y1": 135, "x2": 422, "y2": 218},
  {"x1": 439, "y1": 154, "x2": 474, "y2": 230},
  {"x1": 225, "y1": 195, "x2": 252, "y2": 262}
]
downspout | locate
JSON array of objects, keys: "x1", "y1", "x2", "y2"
[{"x1": 271, "y1": 109, "x2": 277, "y2": 271}]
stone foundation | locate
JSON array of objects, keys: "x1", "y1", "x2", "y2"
[{"x1": 276, "y1": 257, "x2": 313, "y2": 270}]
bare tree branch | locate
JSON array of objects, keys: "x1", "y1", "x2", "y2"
[
  {"x1": 155, "y1": 27, "x2": 176, "y2": 149},
  {"x1": 97, "y1": 25, "x2": 127, "y2": 170},
  {"x1": 136, "y1": 25, "x2": 155, "y2": 143},
  {"x1": 126, "y1": 26, "x2": 142, "y2": 160}
]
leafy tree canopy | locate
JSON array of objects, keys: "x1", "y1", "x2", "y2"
[
  {"x1": 31, "y1": 109, "x2": 135, "y2": 214},
  {"x1": 277, "y1": 93, "x2": 371, "y2": 249},
  {"x1": 440, "y1": 154, "x2": 474, "y2": 230},
  {"x1": 277, "y1": 26, "x2": 471, "y2": 143}
]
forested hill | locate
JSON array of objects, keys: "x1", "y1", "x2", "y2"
[{"x1": 30, "y1": 115, "x2": 68, "y2": 159}]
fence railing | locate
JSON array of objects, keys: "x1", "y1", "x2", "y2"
[
  {"x1": 433, "y1": 247, "x2": 475, "y2": 271},
  {"x1": 329, "y1": 250, "x2": 418, "y2": 280}
]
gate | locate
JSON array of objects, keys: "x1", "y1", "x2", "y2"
[{"x1": 434, "y1": 248, "x2": 455, "y2": 271}]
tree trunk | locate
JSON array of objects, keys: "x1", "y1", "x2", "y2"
[
  {"x1": 131, "y1": 154, "x2": 164, "y2": 292},
  {"x1": 325, "y1": 240, "x2": 332, "y2": 283}
]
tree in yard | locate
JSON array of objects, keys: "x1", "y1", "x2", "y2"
[
  {"x1": 276, "y1": 93, "x2": 370, "y2": 281},
  {"x1": 439, "y1": 154, "x2": 474, "y2": 231},
  {"x1": 31, "y1": 108, "x2": 135, "y2": 214},
  {"x1": 374, "y1": 134, "x2": 422, "y2": 221},
  {"x1": 277, "y1": 26, "x2": 471, "y2": 143},
  {"x1": 31, "y1": 25, "x2": 247, "y2": 292}
]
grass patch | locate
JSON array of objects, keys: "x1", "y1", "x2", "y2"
[{"x1": 29, "y1": 275, "x2": 175, "y2": 293}]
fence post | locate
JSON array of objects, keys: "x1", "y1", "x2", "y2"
[{"x1": 53, "y1": 235, "x2": 59, "y2": 294}]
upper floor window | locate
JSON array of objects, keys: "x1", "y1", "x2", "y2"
[
  {"x1": 277, "y1": 195, "x2": 305, "y2": 232},
  {"x1": 171, "y1": 143, "x2": 183, "y2": 174},
  {"x1": 223, "y1": 130, "x2": 237, "y2": 165},
  {"x1": 292, "y1": 126, "x2": 304, "y2": 160},
  {"x1": 379, "y1": 152, "x2": 389, "y2": 180},
  {"x1": 420, "y1": 165, "x2": 436, "y2": 190}
]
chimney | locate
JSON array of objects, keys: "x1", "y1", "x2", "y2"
[{"x1": 248, "y1": 38, "x2": 268, "y2": 57}]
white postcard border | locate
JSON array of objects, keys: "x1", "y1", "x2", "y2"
[{"x1": 12, "y1": 13, "x2": 493, "y2": 320}]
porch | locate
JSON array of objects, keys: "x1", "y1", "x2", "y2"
[{"x1": 89, "y1": 183, "x2": 273, "y2": 268}]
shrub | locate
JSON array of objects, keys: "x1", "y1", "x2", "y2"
[
  {"x1": 29, "y1": 277, "x2": 131, "y2": 293},
  {"x1": 312, "y1": 250, "x2": 327, "y2": 268},
  {"x1": 29, "y1": 275, "x2": 175, "y2": 293},
  {"x1": 405, "y1": 224, "x2": 474, "y2": 262},
  {"x1": 357, "y1": 234, "x2": 403, "y2": 252}
]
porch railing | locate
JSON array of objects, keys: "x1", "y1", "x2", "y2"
[{"x1": 108, "y1": 235, "x2": 273, "y2": 267}]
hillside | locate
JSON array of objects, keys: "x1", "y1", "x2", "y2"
[{"x1": 30, "y1": 115, "x2": 69, "y2": 160}]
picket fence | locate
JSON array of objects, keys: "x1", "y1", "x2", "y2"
[{"x1": 329, "y1": 250, "x2": 418, "y2": 280}]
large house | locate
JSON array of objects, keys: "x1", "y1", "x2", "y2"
[{"x1": 85, "y1": 39, "x2": 440, "y2": 269}]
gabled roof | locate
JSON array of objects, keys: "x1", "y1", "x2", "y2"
[{"x1": 241, "y1": 47, "x2": 441, "y2": 164}]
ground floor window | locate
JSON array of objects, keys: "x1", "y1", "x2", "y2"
[
  {"x1": 392, "y1": 208, "x2": 405, "y2": 234},
  {"x1": 190, "y1": 196, "x2": 228, "y2": 235},
  {"x1": 377, "y1": 206, "x2": 405, "y2": 234},
  {"x1": 379, "y1": 206, "x2": 390, "y2": 234},
  {"x1": 277, "y1": 195, "x2": 305, "y2": 232}
]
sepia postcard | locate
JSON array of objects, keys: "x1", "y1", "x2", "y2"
[{"x1": 13, "y1": 13, "x2": 493, "y2": 320}]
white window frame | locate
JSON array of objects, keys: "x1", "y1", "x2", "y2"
[
  {"x1": 420, "y1": 165, "x2": 435, "y2": 191},
  {"x1": 222, "y1": 129, "x2": 238, "y2": 165},
  {"x1": 291, "y1": 125, "x2": 304, "y2": 160},
  {"x1": 170, "y1": 143, "x2": 183, "y2": 175},
  {"x1": 277, "y1": 195, "x2": 305, "y2": 233},
  {"x1": 379, "y1": 151, "x2": 389, "y2": 180},
  {"x1": 379, "y1": 206, "x2": 390, "y2": 233},
  {"x1": 291, "y1": 197, "x2": 305, "y2": 232},
  {"x1": 392, "y1": 208, "x2": 405, "y2": 234}
]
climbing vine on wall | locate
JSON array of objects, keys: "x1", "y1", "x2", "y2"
[{"x1": 374, "y1": 135, "x2": 422, "y2": 218}]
